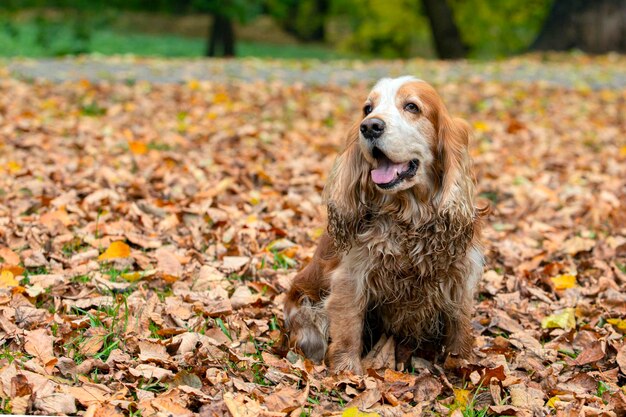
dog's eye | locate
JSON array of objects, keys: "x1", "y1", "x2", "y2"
[
  {"x1": 363, "y1": 104, "x2": 373, "y2": 116},
  {"x1": 404, "y1": 103, "x2": 420, "y2": 113}
]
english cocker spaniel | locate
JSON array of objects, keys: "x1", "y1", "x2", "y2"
[{"x1": 284, "y1": 77, "x2": 485, "y2": 373}]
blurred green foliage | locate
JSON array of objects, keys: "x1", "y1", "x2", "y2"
[
  {"x1": 451, "y1": 0, "x2": 551, "y2": 57},
  {"x1": 331, "y1": 0, "x2": 552, "y2": 57},
  {"x1": 0, "y1": 17, "x2": 347, "y2": 58},
  {"x1": 267, "y1": 0, "x2": 328, "y2": 41},
  {"x1": 0, "y1": 0, "x2": 554, "y2": 58},
  {"x1": 331, "y1": 0, "x2": 430, "y2": 58}
]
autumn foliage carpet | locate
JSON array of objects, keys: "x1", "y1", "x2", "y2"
[{"x1": 0, "y1": 56, "x2": 625, "y2": 416}]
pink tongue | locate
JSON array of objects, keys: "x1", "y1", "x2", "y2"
[{"x1": 371, "y1": 160, "x2": 409, "y2": 184}]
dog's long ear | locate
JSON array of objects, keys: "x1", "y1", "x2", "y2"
[
  {"x1": 436, "y1": 114, "x2": 475, "y2": 218},
  {"x1": 323, "y1": 122, "x2": 370, "y2": 252}
]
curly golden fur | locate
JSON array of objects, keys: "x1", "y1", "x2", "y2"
[{"x1": 284, "y1": 77, "x2": 485, "y2": 373}]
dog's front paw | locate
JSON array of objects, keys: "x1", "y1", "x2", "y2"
[
  {"x1": 291, "y1": 326, "x2": 327, "y2": 363},
  {"x1": 329, "y1": 343, "x2": 363, "y2": 374}
]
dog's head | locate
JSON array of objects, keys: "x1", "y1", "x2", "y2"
[
  {"x1": 325, "y1": 77, "x2": 474, "y2": 249},
  {"x1": 358, "y1": 76, "x2": 469, "y2": 195}
]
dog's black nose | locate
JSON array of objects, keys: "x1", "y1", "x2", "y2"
[{"x1": 360, "y1": 118, "x2": 385, "y2": 140}]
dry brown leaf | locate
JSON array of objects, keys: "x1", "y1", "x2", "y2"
[
  {"x1": 138, "y1": 340, "x2": 170, "y2": 363},
  {"x1": 230, "y1": 285, "x2": 258, "y2": 309},
  {"x1": 156, "y1": 247, "x2": 182, "y2": 279},
  {"x1": 264, "y1": 383, "x2": 309, "y2": 412},
  {"x1": 345, "y1": 385, "x2": 382, "y2": 410},
  {"x1": 222, "y1": 256, "x2": 250, "y2": 272},
  {"x1": 129, "y1": 364, "x2": 174, "y2": 381},
  {"x1": 361, "y1": 335, "x2": 395, "y2": 371},
  {"x1": 24, "y1": 328, "x2": 55, "y2": 366},
  {"x1": 509, "y1": 384, "x2": 545, "y2": 410},
  {"x1": 33, "y1": 381, "x2": 77, "y2": 415},
  {"x1": 567, "y1": 341, "x2": 605, "y2": 366},
  {"x1": 0, "y1": 247, "x2": 20, "y2": 265},
  {"x1": 561, "y1": 236, "x2": 596, "y2": 256},
  {"x1": 413, "y1": 373, "x2": 443, "y2": 402},
  {"x1": 65, "y1": 383, "x2": 112, "y2": 407}
]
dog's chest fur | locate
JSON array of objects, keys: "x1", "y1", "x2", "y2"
[{"x1": 351, "y1": 212, "x2": 474, "y2": 342}]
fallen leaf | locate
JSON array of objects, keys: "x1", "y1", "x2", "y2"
[
  {"x1": 264, "y1": 383, "x2": 308, "y2": 412},
  {"x1": 222, "y1": 256, "x2": 250, "y2": 272},
  {"x1": 342, "y1": 408, "x2": 380, "y2": 417},
  {"x1": 541, "y1": 308, "x2": 576, "y2": 330},
  {"x1": 0, "y1": 270, "x2": 18, "y2": 288},
  {"x1": 129, "y1": 140, "x2": 148, "y2": 155},
  {"x1": 607, "y1": 318, "x2": 626, "y2": 331},
  {"x1": 561, "y1": 236, "x2": 595, "y2": 256},
  {"x1": 550, "y1": 274, "x2": 577, "y2": 290},
  {"x1": 34, "y1": 381, "x2": 77, "y2": 415},
  {"x1": 129, "y1": 364, "x2": 174, "y2": 381},
  {"x1": 156, "y1": 247, "x2": 182, "y2": 280},
  {"x1": 98, "y1": 241, "x2": 131, "y2": 260},
  {"x1": 24, "y1": 328, "x2": 55, "y2": 366},
  {"x1": 0, "y1": 247, "x2": 20, "y2": 265},
  {"x1": 546, "y1": 395, "x2": 559, "y2": 408},
  {"x1": 454, "y1": 388, "x2": 471, "y2": 407},
  {"x1": 65, "y1": 383, "x2": 111, "y2": 407},
  {"x1": 509, "y1": 384, "x2": 544, "y2": 410},
  {"x1": 567, "y1": 341, "x2": 604, "y2": 366}
]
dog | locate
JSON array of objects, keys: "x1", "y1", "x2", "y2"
[{"x1": 284, "y1": 76, "x2": 484, "y2": 374}]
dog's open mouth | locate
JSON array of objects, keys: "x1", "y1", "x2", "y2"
[{"x1": 370, "y1": 147, "x2": 419, "y2": 189}]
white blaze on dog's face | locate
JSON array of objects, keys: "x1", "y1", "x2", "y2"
[{"x1": 359, "y1": 76, "x2": 438, "y2": 193}]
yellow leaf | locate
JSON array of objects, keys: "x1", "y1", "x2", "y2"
[
  {"x1": 1, "y1": 265, "x2": 24, "y2": 276},
  {"x1": 607, "y1": 318, "x2": 626, "y2": 331},
  {"x1": 249, "y1": 190, "x2": 261, "y2": 205},
  {"x1": 121, "y1": 271, "x2": 143, "y2": 282},
  {"x1": 550, "y1": 274, "x2": 577, "y2": 290},
  {"x1": 546, "y1": 396, "x2": 559, "y2": 408},
  {"x1": 98, "y1": 241, "x2": 131, "y2": 261},
  {"x1": 473, "y1": 121, "x2": 489, "y2": 132},
  {"x1": 0, "y1": 270, "x2": 18, "y2": 288},
  {"x1": 620, "y1": 146, "x2": 626, "y2": 157},
  {"x1": 128, "y1": 141, "x2": 148, "y2": 155},
  {"x1": 454, "y1": 389, "x2": 471, "y2": 407},
  {"x1": 308, "y1": 227, "x2": 325, "y2": 239},
  {"x1": 541, "y1": 308, "x2": 576, "y2": 330},
  {"x1": 213, "y1": 92, "x2": 229, "y2": 104},
  {"x1": 121, "y1": 269, "x2": 156, "y2": 283},
  {"x1": 342, "y1": 407, "x2": 379, "y2": 417},
  {"x1": 6, "y1": 161, "x2": 21, "y2": 174},
  {"x1": 187, "y1": 79, "x2": 201, "y2": 91}
]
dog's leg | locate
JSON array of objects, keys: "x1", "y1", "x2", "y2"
[
  {"x1": 326, "y1": 262, "x2": 367, "y2": 374},
  {"x1": 284, "y1": 234, "x2": 336, "y2": 363},
  {"x1": 284, "y1": 295, "x2": 329, "y2": 363},
  {"x1": 445, "y1": 246, "x2": 483, "y2": 357},
  {"x1": 443, "y1": 307, "x2": 474, "y2": 358}
]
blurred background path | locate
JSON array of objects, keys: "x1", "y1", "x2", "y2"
[{"x1": 5, "y1": 56, "x2": 626, "y2": 89}]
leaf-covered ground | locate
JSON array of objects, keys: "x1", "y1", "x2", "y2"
[{"x1": 0, "y1": 55, "x2": 625, "y2": 416}]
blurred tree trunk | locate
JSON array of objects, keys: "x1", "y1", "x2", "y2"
[
  {"x1": 531, "y1": 0, "x2": 626, "y2": 53},
  {"x1": 421, "y1": 0, "x2": 467, "y2": 59},
  {"x1": 207, "y1": 13, "x2": 235, "y2": 57}
]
